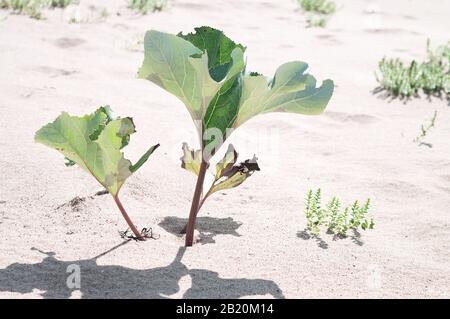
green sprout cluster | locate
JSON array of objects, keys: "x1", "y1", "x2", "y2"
[
  {"x1": 128, "y1": 0, "x2": 168, "y2": 15},
  {"x1": 297, "y1": 0, "x2": 336, "y2": 28},
  {"x1": 376, "y1": 41, "x2": 450, "y2": 98},
  {"x1": 0, "y1": 0, "x2": 78, "y2": 19},
  {"x1": 305, "y1": 188, "x2": 375, "y2": 237}
]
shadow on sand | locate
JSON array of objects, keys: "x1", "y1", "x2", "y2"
[
  {"x1": 159, "y1": 216, "x2": 242, "y2": 244},
  {"x1": 0, "y1": 244, "x2": 284, "y2": 299}
]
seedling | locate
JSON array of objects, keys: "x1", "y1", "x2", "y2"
[
  {"x1": 298, "y1": 0, "x2": 336, "y2": 15},
  {"x1": 306, "y1": 15, "x2": 327, "y2": 28},
  {"x1": 138, "y1": 26, "x2": 334, "y2": 246},
  {"x1": 0, "y1": 0, "x2": 78, "y2": 19},
  {"x1": 298, "y1": 0, "x2": 336, "y2": 27},
  {"x1": 376, "y1": 41, "x2": 450, "y2": 99},
  {"x1": 128, "y1": 0, "x2": 168, "y2": 14},
  {"x1": 414, "y1": 110, "x2": 437, "y2": 147},
  {"x1": 305, "y1": 188, "x2": 375, "y2": 237},
  {"x1": 35, "y1": 106, "x2": 159, "y2": 240}
]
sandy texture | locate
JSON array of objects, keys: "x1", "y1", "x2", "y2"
[{"x1": 0, "y1": 0, "x2": 449, "y2": 298}]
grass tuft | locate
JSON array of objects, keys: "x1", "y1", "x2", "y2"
[
  {"x1": 0, "y1": 0, "x2": 78, "y2": 19},
  {"x1": 297, "y1": 0, "x2": 336, "y2": 27},
  {"x1": 128, "y1": 0, "x2": 168, "y2": 15},
  {"x1": 376, "y1": 41, "x2": 450, "y2": 99}
]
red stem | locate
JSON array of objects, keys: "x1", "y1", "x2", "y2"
[
  {"x1": 113, "y1": 195, "x2": 144, "y2": 241},
  {"x1": 185, "y1": 160, "x2": 209, "y2": 246}
]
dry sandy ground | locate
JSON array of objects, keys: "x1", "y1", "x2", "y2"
[{"x1": 0, "y1": 0, "x2": 449, "y2": 298}]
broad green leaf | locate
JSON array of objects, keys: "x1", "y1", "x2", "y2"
[
  {"x1": 180, "y1": 142, "x2": 202, "y2": 175},
  {"x1": 138, "y1": 28, "x2": 245, "y2": 134},
  {"x1": 215, "y1": 144, "x2": 238, "y2": 179},
  {"x1": 35, "y1": 108, "x2": 158, "y2": 196},
  {"x1": 234, "y1": 62, "x2": 334, "y2": 127},
  {"x1": 209, "y1": 155, "x2": 260, "y2": 196},
  {"x1": 64, "y1": 105, "x2": 118, "y2": 167},
  {"x1": 178, "y1": 26, "x2": 246, "y2": 82},
  {"x1": 139, "y1": 27, "x2": 333, "y2": 152}
]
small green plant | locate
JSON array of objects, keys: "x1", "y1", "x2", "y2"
[
  {"x1": 35, "y1": 106, "x2": 160, "y2": 240},
  {"x1": 128, "y1": 0, "x2": 167, "y2": 14},
  {"x1": 139, "y1": 26, "x2": 334, "y2": 246},
  {"x1": 414, "y1": 111, "x2": 437, "y2": 146},
  {"x1": 306, "y1": 15, "x2": 327, "y2": 28},
  {"x1": 305, "y1": 188, "x2": 375, "y2": 237},
  {"x1": 0, "y1": 0, "x2": 78, "y2": 19},
  {"x1": 298, "y1": 0, "x2": 336, "y2": 15},
  {"x1": 298, "y1": 0, "x2": 335, "y2": 27},
  {"x1": 376, "y1": 41, "x2": 450, "y2": 99}
]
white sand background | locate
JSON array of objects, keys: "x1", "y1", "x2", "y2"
[{"x1": 0, "y1": 0, "x2": 449, "y2": 298}]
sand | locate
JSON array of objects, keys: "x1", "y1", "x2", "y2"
[{"x1": 0, "y1": 0, "x2": 449, "y2": 298}]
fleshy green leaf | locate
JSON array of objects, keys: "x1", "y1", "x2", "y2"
[
  {"x1": 138, "y1": 28, "x2": 245, "y2": 134},
  {"x1": 35, "y1": 108, "x2": 158, "y2": 196},
  {"x1": 178, "y1": 26, "x2": 246, "y2": 82},
  {"x1": 234, "y1": 62, "x2": 334, "y2": 127},
  {"x1": 180, "y1": 142, "x2": 203, "y2": 176},
  {"x1": 139, "y1": 27, "x2": 333, "y2": 152}
]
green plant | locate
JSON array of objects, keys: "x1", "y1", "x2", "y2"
[
  {"x1": 128, "y1": 0, "x2": 167, "y2": 14},
  {"x1": 34, "y1": 106, "x2": 160, "y2": 240},
  {"x1": 297, "y1": 0, "x2": 335, "y2": 28},
  {"x1": 49, "y1": 0, "x2": 76, "y2": 7},
  {"x1": 305, "y1": 188, "x2": 375, "y2": 237},
  {"x1": 298, "y1": 0, "x2": 336, "y2": 14},
  {"x1": 414, "y1": 110, "x2": 437, "y2": 146},
  {"x1": 376, "y1": 41, "x2": 450, "y2": 98},
  {"x1": 0, "y1": 0, "x2": 78, "y2": 19},
  {"x1": 306, "y1": 15, "x2": 327, "y2": 28},
  {"x1": 138, "y1": 26, "x2": 334, "y2": 246}
]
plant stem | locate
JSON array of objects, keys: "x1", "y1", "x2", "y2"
[
  {"x1": 185, "y1": 160, "x2": 209, "y2": 246},
  {"x1": 179, "y1": 190, "x2": 210, "y2": 234},
  {"x1": 113, "y1": 195, "x2": 144, "y2": 241}
]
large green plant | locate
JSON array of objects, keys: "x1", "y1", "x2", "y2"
[
  {"x1": 139, "y1": 26, "x2": 334, "y2": 246},
  {"x1": 35, "y1": 106, "x2": 159, "y2": 240}
]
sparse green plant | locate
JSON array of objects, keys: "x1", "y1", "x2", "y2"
[
  {"x1": 0, "y1": 0, "x2": 78, "y2": 19},
  {"x1": 297, "y1": 0, "x2": 335, "y2": 28},
  {"x1": 139, "y1": 26, "x2": 334, "y2": 246},
  {"x1": 128, "y1": 0, "x2": 167, "y2": 14},
  {"x1": 414, "y1": 110, "x2": 437, "y2": 146},
  {"x1": 304, "y1": 188, "x2": 375, "y2": 237},
  {"x1": 34, "y1": 106, "x2": 160, "y2": 240},
  {"x1": 298, "y1": 0, "x2": 336, "y2": 14},
  {"x1": 376, "y1": 41, "x2": 450, "y2": 99},
  {"x1": 49, "y1": 0, "x2": 76, "y2": 8},
  {"x1": 306, "y1": 15, "x2": 327, "y2": 28}
]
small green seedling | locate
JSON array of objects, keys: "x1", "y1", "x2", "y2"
[
  {"x1": 128, "y1": 0, "x2": 168, "y2": 14},
  {"x1": 298, "y1": 0, "x2": 336, "y2": 27},
  {"x1": 305, "y1": 188, "x2": 375, "y2": 237},
  {"x1": 35, "y1": 106, "x2": 159, "y2": 240},
  {"x1": 414, "y1": 110, "x2": 437, "y2": 147},
  {"x1": 376, "y1": 41, "x2": 450, "y2": 99},
  {"x1": 139, "y1": 26, "x2": 334, "y2": 246},
  {"x1": 298, "y1": 0, "x2": 336, "y2": 14},
  {"x1": 306, "y1": 15, "x2": 327, "y2": 28},
  {"x1": 0, "y1": 0, "x2": 78, "y2": 19}
]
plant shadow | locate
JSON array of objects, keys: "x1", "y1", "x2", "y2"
[
  {"x1": 159, "y1": 216, "x2": 242, "y2": 244},
  {"x1": 297, "y1": 228, "x2": 365, "y2": 248},
  {"x1": 0, "y1": 245, "x2": 284, "y2": 299},
  {"x1": 372, "y1": 86, "x2": 450, "y2": 106},
  {"x1": 296, "y1": 230, "x2": 329, "y2": 249}
]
